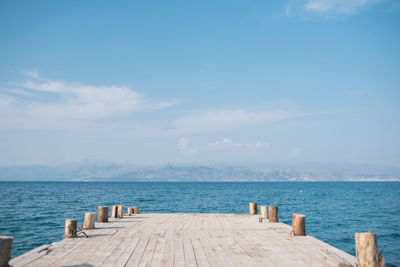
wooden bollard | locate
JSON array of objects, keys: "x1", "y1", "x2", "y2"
[
  {"x1": 63, "y1": 219, "x2": 78, "y2": 239},
  {"x1": 83, "y1": 212, "x2": 96, "y2": 230},
  {"x1": 117, "y1": 205, "x2": 124, "y2": 218},
  {"x1": 292, "y1": 214, "x2": 306, "y2": 236},
  {"x1": 111, "y1": 205, "x2": 118, "y2": 218},
  {"x1": 355, "y1": 232, "x2": 384, "y2": 267},
  {"x1": 98, "y1": 206, "x2": 108, "y2": 222},
  {"x1": 133, "y1": 207, "x2": 139, "y2": 214},
  {"x1": 128, "y1": 207, "x2": 134, "y2": 215},
  {"x1": 249, "y1": 202, "x2": 257, "y2": 215},
  {"x1": 269, "y1": 206, "x2": 278, "y2": 222},
  {"x1": 260, "y1": 206, "x2": 268, "y2": 219},
  {"x1": 0, "y1": 236, "x2": 13, "y2": 267}
]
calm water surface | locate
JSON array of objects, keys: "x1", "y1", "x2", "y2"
[{"x1": 0, "y1": 182, "x2": 399, "y2": 265}]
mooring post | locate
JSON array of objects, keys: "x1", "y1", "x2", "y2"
[
  {"x1": 355, "y1": 232, "x2": 384, "y2": 267},
  {"x1": 111, "y1": 205, "x2": 118, "y2": 218},
  {"x1": 117, "y1": 205, "x2": 124, "y2": 218},
  {"x1": 83, "y1": 212, "x2": 96, "y2": 230},
  {"x1": 98, "y1": 206, "x2": 109, "y2": 222},
  {"x1": 133, "y1": 207, "x2": 140, "y2": 214},
  {"x1": 128, "y1": 207, "x2": 134, "y2": 216},
  {"x1": 292, "y1": 214, "x2": 306, "y2": 236},
  {"x1": 269, "y1": 206, "x2": 278, "y2": 222},
  {"x1": 249, "y1": 202, "x2": 257, "y2": 215},
  {"x1": 260, "y1": 206, "x2": 268, "y2": 219},
  {"x1": 0, "y1": 236, "x2": 13, "y2": 267},
  {"x1": 63, "y1": 219, "x2": 78, "y2": 239}
]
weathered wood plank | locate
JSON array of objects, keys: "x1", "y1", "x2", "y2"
[
  {"x1": 183, "y1": 238, "x2": 197, "y2": 267},
  {"x1": 102, "y1": 238, "x2": 140, "y2": 266},
  {"x1": 125, "y1": 238, "x2": 150, "y2": 266},
  {"x1": 10, "y1": 213, "x2": 357, "y2": 267},
  {"x1": 138, "y1": 238, "x2": 158, "y2": 266}
]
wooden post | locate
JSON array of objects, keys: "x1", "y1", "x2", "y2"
[
  {"x1": 133, "y1": 207, "x2": 139, "y2": 214},
  {"x1": 249, "y1": 202, "x2": 257, "y2": 215},
  {"x1": 355, "y1": 232, "x2": 381, "y2": 267},
  {"x1": 260, "y1": 206, "x2": 268, "y2": 219},
  {"x1": 117, "y1": 205, "x2": 124, "y2": 218},
  {"x1": 111, "y1": 205, "x2": 118, "y2": 218},
  {"x1": 128, "y1": 207, "x2": 133, "y2": 216},
  {"x1": 83, "y1": 212, "x2": 96, "y2": 230},
  {"x1": 292, "y1": 214, "x2": 306, "y2": 236},
  {"x1": 269, "y1": 206, "x2": 278, "y2": 222},
  {"x1": 98, "y1": 206, "x2": 108, "y2": 222},
  {"x1": 0, "y1": 236, "x2": 13, "y2": 267},
  {"x1": 63, "y1": 219, "x2": 78, "y2": 239}
]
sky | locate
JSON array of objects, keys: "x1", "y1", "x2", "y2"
[{"x1": 0, "y1": 0, "x2": 399, "y2": 166}]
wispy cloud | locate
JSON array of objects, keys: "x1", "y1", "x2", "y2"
[
  {"x1": 20, "y1": 69, "x2": 41, "y2": 79},
  {"x1": 304, "y1": 0, "x2": 380, "y2": 14},
  {"x1": 177, "y1": 137, "x2": 269, "y2": 155},
  {"x1": 285, "y1": 0, "x2": 382, "y2": 17},
  {"x1": 171, "y1": 109, "x2": 301, "y2": 135},
  {"x1": 0, "y1": 73, "x2": 177, "y2": 129}
]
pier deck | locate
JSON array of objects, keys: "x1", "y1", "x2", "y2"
[{"x1": 10, "y1": 213, "x2": 357, "y2": 266}]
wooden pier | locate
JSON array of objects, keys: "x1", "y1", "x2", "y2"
[{"x1": 8, "y1": 213, "x2": 358, "y2": 267}]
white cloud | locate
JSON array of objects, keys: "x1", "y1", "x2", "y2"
[
  {"x1": 0, "y1": 76, "x2": 177, "y2": 129},
  {"x1": 171, "y1": 109, "x2": 300, "y2": 135},
  {"x1": 20, "y1": 69, "x2": 40, "y2": 79},
  {"x1": 177, "y1": 137, "x2": 270, "y2": 155},
  {"x1": 304, "y1": 0, "x2": 380, "y2": 14}
]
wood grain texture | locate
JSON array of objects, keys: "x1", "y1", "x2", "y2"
[
  {"x1": 269, "y1": 206, "x2": 278, "y2": 222},
  {"x1": 260, "y1": 206, "x2": 268, "y2": 219},
  {"x1": 117, "y1": 205, "x2": 124, "y2": 218},
  {"x1": 0, "y1": 236, "x2": 13, "y2": 267},
  {"x1": 83, "y1": 213, "x2": 96, "y2": 230},
  {"x1": 62, "y1": 219, "x2": 77, "y2": 239},
  {"x1": 249, "y1": 202, "x2": 257, "y2": 215},
  {"x1": 292, "y1": 213, "x2": 306, "y2": 236},
  {"x1": 111, "y1": 205, "x2": 118, "y2": 218},
  {"x1": 355, "y1": 232, "x2": 379, "y2": 267},
  {"x1": 98, "y1": 206, "x2": 108, "y2": 223},
  {"x1": 10, "y1": 213, "x2": 357, "y2": 267}
]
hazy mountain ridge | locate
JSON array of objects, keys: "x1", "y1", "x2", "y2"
[{"x1": 0, "y1": 161, "x2": 399, "y2": 181}]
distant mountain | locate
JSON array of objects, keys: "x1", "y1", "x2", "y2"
[{"x1": 0, "y1": 161, "x2": 399, "y2": 181}]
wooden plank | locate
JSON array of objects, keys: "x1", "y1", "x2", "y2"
[
  {"x1": 151, "y1": 238, "x2": 166, "y2": 266},
  {"x1": 319, "y1": 249, "x2": 352, "y2": 267},
  {"x1": 191, "y1": 238, "x2": 210, "y2": 267},
  {"x1": 101, "y1": 238, "x2": 140, "y2": 266},
  {"x1": 9, "y1": 213, "x2": 357, "y2": 267},
  {"x1": 84, "y1": 238, "x2": 123, "y2": 266},
  {"x1": 28, "y1": 238, "x2": 91, "y2": 267},
  {"x1": 215, "y1": 214, "x2": 262, "y2": 267},
  {"x1": 183, "y1": 238, "x2": 197, "y2": 267},
  {"x1": 125, "y1": 238, "x2": 150, "y2": 266},
  {"x1": 161, "y1": 234, "x2": 174, "y2": 266},
  {"x1": 174, "y1": 238, "x2": 185, "y2": 267},
  {"x1": 138, "y1": 238, "x2": 158, "y2": 266},
  {"x1": 50, "y1": 236, "x2": 108, "y2": 266},
  {"x1": 8, "y1": 244, "x2": 51, "y2": 267}
]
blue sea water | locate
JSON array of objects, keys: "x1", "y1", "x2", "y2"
[{"x1": 0, "y1": 182, "x2": 399, "y2": 265}]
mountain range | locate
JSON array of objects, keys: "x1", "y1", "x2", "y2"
[{"x1": 0, "y1": 161, "x2": 399, "y2": 182}]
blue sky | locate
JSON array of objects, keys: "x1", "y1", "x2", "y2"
[{"x1": 0, "y1": 0, "x2": 399, "y2": 166}]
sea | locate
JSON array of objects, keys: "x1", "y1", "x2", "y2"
[{"x1": 0, "y1": 181, "x2": 399, "y2": 265}]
